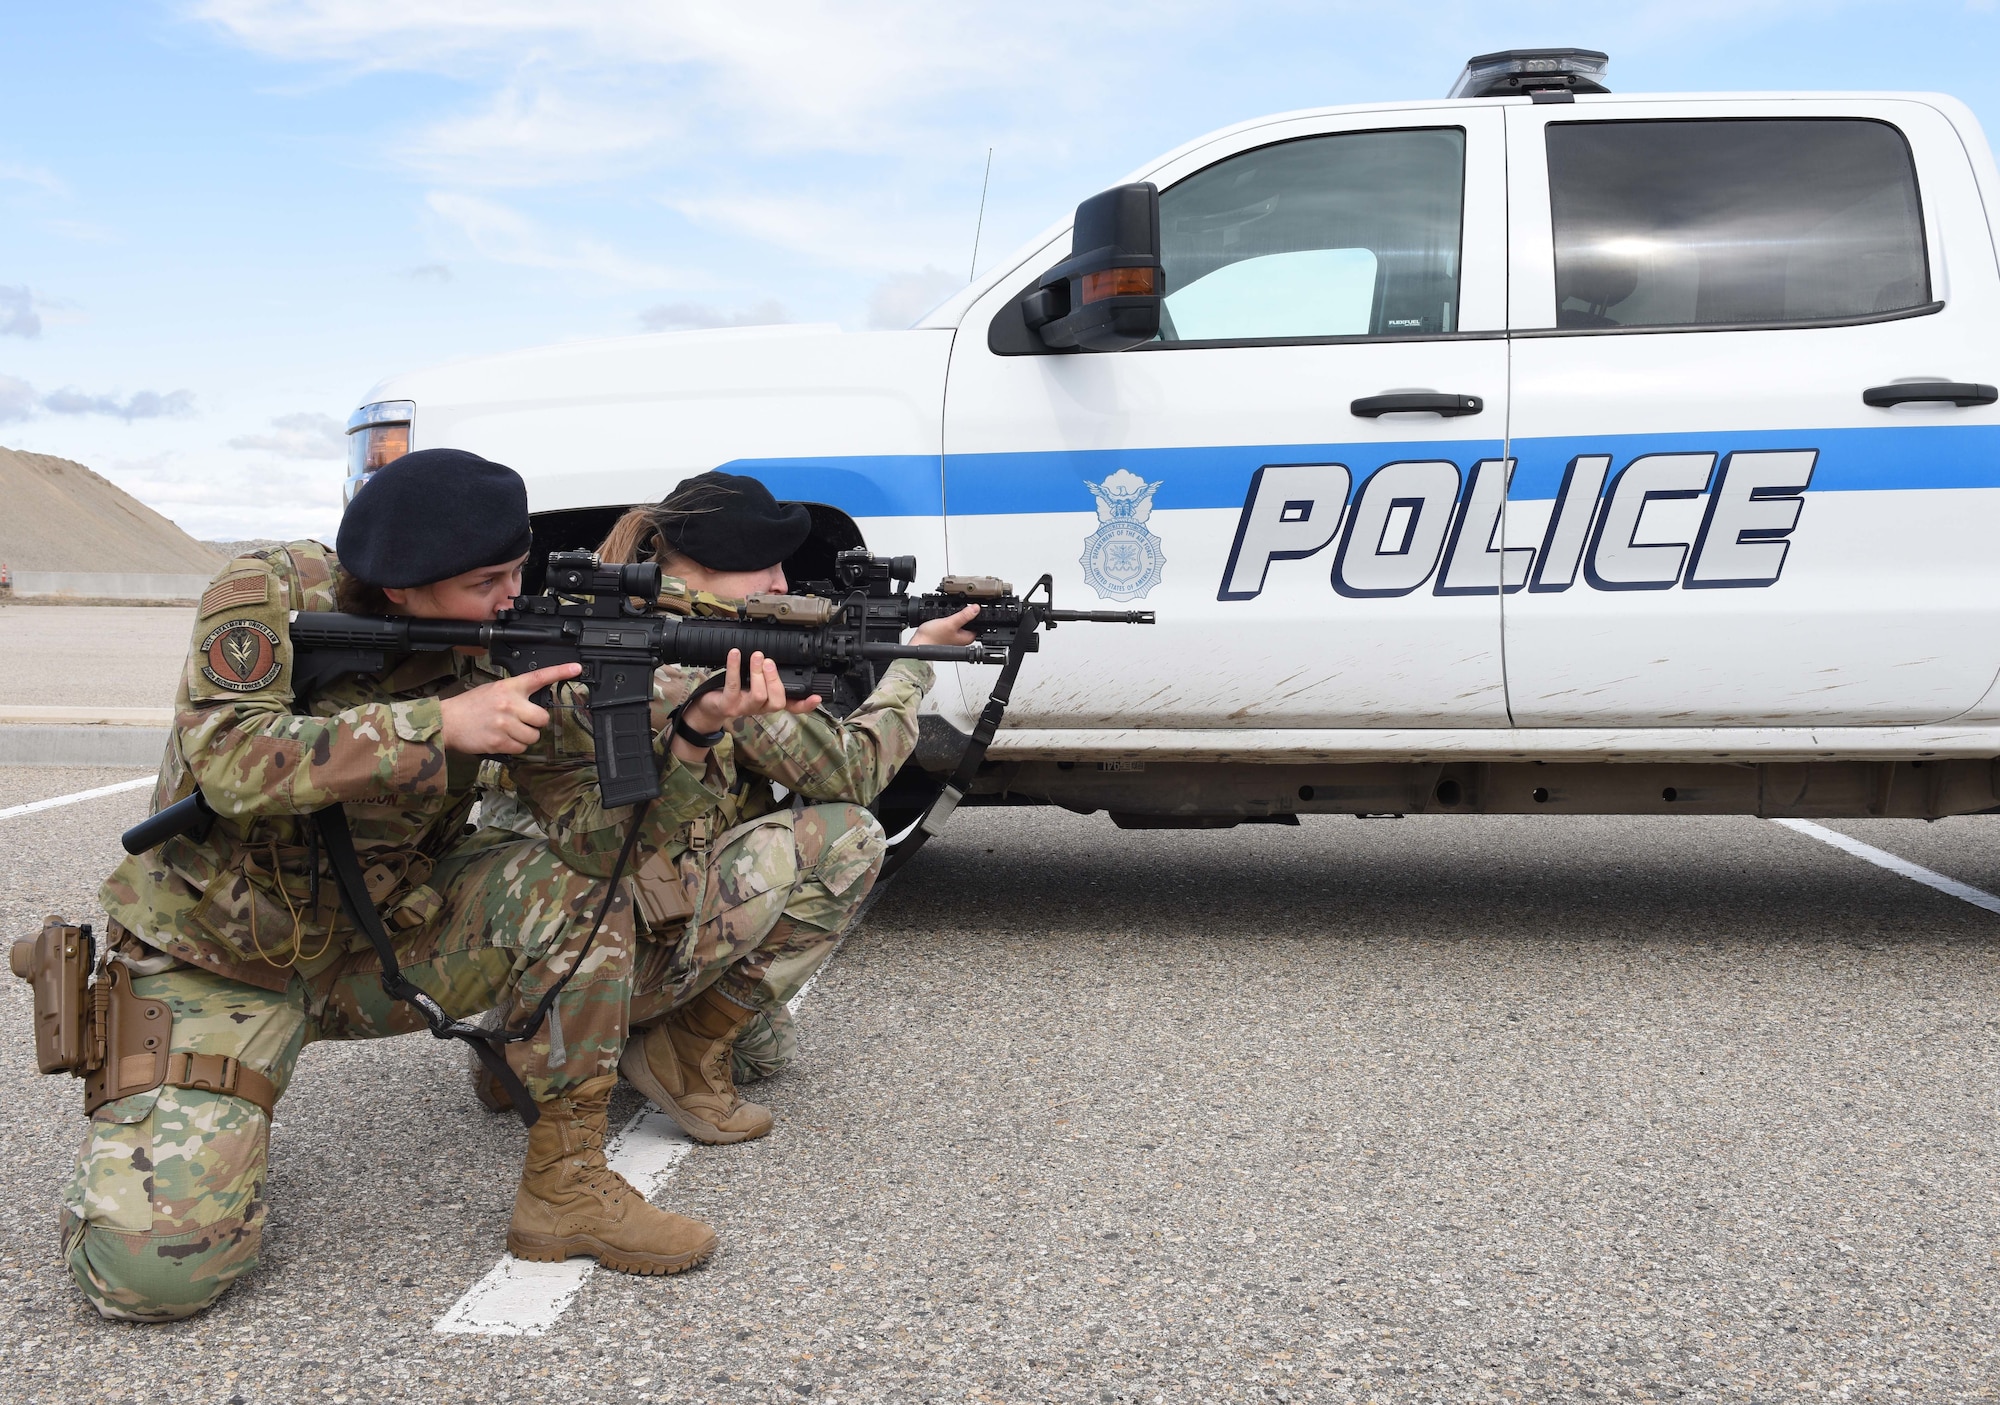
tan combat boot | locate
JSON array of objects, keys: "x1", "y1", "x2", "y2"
[
  {"x1": 618, "y1": 985, "x2": 774, "y2": 1146},
  {"x1": 507, "y1": 1073, "x2": 718, "y2": 1275}
]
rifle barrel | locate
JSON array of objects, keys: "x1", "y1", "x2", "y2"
[{"x1": 1046, "y1": 609, "x2": 1156, "y2": 624}]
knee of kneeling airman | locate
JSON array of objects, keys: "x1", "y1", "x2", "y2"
[
  {"x1": 849, "y1": 805, "x2": 887, "y2": 854},
  {"x1": 824, "y1": 805, "x2": 886, "y2": 886},
  {"x1": 789, "y1": 802, "x2": 883, "y2": 866},
  {"x1": 828, "y1": 803, "x2": 886, "y2": 852},
  {"x1": 61, "y1": 1090, "x2": 271, "y2": 1322},
  {"x1": 64, "y1": 1206, "x2": 266, "y2": 1322}
]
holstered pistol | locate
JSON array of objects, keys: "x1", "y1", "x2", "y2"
[
  {"x1": 10, "y1": 915, "x2": 95, "y2": 1075},
  {"x1": 10, "y1": 916, "x2": 172, "y2": 1110}
]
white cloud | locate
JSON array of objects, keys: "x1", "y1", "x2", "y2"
[
  {"x1": 42, "y1": 387, "x2": 197, "y2": 421},
  {"x1": 101, "y1": 451, "x2": 343, "y2": 542},
  {"x1": 0, "y1": 374, "x2": 36, "y2": 422},
  {"x1": 403, "y1": 262, "x2": 451, "y2": 281},
  {"x1": 402, "y1": 76, "x2": 676, "y2": 187},
  {"x1": 192, "y1": 2, "x2": 1066, "y2": 159},
  {"x1": 42, "y1": 218, "x2": 117, "y2": 244},
  {"x1": 228, "y1": 410, "x2": 346, "y2": 458},
  {"x1": 637, "y1": 299, "x2": 788, "y2": 332},
  {"x1": 669, "y1": 191, "x2": 981, "y2": 275},
  {"x1": 0, "y1": 377, "x2": 198, "y2": 422},
  {"x1": 0, "y1": 162, "x2": 66, "y2": 196},
  {"x1": 867, "y1": 268, "x2": 962, "y2": 330},
  {"x1": 188, "y1": 1, "x2": 1183, "y2": 288},
  {"x1": 0, "y1": 286, "x2": 42, "y2": 338},
  {"x1": 425, "y1": 190, "x2": 691, "y2": 286}
]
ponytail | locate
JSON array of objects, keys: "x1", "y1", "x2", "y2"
[
  {"x1": 598, "y1": 506, "x2": 658, "y2": 567},
  {"x1": 596, "y1": 481, "x2": 727, "y2": 576}
]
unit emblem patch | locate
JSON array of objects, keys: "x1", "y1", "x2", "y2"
[
  {"x1": 1080, "y1": 469, "x2": 1166, "y2": 602},
  {"x1": 200, "y1": 619, "x2": 283, "y2": 692}
]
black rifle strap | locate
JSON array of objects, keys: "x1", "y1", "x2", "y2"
[
  {"x1": 502, "y1": 802, "x2": 652, "y2": 1049},
  {"x1": 314, "y1": 799, "x2": 651, "y2": 1130},
  {"x1": 675, "y1": 670, "x2": 728, "y2": 718},
  {"x1": 877, "y1": 594, "x2": 1046, "y2": 884}
]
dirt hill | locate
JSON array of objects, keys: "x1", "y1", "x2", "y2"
[{"x1": 0, "y1": 445, "x2": 223, "y2": 574}]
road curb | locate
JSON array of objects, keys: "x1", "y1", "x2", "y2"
[{"x1": 0, "y1": 726, "x2": 167, "y2": 767}]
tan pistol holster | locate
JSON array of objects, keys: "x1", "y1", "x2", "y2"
[{"x1": 9, "y1": 915, "x2": 277, "y2": 1118}]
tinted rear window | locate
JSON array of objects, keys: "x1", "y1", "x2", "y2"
[{"x1": 1546, "y1": 119, "x2": 1929, "y2": 330}]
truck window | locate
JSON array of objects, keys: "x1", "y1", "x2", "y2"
[
  {"x1": 1157, "y1": 127, "x2": 1465, "y2": 343},
  {"x1": 1546, "y1": 119, "x2": 1929, "y2": 330}
]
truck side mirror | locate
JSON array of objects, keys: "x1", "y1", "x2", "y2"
[{"x1": 1019, "y1": 182, "x2": 1163, "y2": 352}]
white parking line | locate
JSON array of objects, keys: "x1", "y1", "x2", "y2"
[
  {"x1": 0, "y1": 775, "x2": 152, "y2": 822},
  {"x1": 1771, "y1": 818, "x2": 2000, "y2": 915},
  {"x1": 433, "y1": 952, "x2": 844, "y2": 1335}
]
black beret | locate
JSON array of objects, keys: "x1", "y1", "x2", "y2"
[
  {"x1": 336, "y1": 448, "x2": 533, "y2": 589},
  {"x1": 659, "y1": 470, "x2": 812, "y2": 572}
]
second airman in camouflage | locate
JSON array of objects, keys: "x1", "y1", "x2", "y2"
[{"x1": 591, "y1": 472, "x2": 978, "y2": 1145}]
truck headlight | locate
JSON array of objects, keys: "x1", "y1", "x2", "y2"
[{"x1": 345, "y1": 400, "x2": 416, "y2": 501}]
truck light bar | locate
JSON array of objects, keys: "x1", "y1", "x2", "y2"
[{"x1": 1449, "y1": 47, "x2": 1610, "y2": 100}]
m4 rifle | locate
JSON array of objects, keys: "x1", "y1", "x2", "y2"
[{"x1": 123, "y1": 548, "x2": 1155, "y2": 853}]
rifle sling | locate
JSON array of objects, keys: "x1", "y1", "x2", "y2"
[
  {"x1": 878, "y1": 605, "x2": 1043, "y2": 884},
  {"x1": 313, "y1": 799, "x2": 651, "y2": 1130}
]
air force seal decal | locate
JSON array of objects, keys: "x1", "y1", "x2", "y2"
[
  {"x1": 1080, "y1": 469, "x2": 1165, "y2": 602},
  {"x1": 200, "y1": 619, "x2": 283, "y2": 692}
]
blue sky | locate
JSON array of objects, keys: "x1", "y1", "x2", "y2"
[{"x1": 4, "y1": 0, "x2": 2000, "y2": 542}]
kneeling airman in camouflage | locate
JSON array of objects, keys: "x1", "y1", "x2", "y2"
[
  {"x1": 56, "y1": 450, "x2": 800, "y2": 1320},
  {"x1": 594, "y1": 473, "x2": 977, "y2": 1143}
]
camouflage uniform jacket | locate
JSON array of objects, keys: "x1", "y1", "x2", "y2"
[{"x1": 98, "y1": 542, "x2": 727, "y2": 993}]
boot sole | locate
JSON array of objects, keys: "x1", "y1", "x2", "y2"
[
  {"x1": 618, "y1": 1042, "x2": 771, "y2": 1147},
  {"x1": 506, "y1": 1229, "x2": 718, "y2": 1276}
]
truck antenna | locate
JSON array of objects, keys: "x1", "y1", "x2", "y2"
[{"x1": 969, "y1": 147, "x2": 993, "y2": 283}]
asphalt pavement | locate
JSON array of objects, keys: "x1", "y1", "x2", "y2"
[
  {"x1": 0, "y1": 605, "x2": 193, "y2": 710},
  {"x1": 2, "y1": 769, "x2": 1998, "y2": 1404}
]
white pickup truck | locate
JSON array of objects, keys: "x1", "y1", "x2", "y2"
[{"x1": 343, "y1": 49, "x2": 2000, "y2": 828}]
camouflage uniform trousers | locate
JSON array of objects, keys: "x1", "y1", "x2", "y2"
[
  {"x1": 61, "y1": 830, "x2": 638, "y2": 1322},
  {"x1": 628, "y1": 801, "x2": 887, "y2": 1084}
]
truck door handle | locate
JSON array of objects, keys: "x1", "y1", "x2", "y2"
[
  {"x1": 1350, "y1": 392, "x2": 1484, "y2": 418},
  {"x1": 1862, "y1": 381, "x2": 1998, "y2": 408}
]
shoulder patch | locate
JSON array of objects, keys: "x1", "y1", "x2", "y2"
[
  {"x1": 199, "y1": 619, "x2": 284, "y2": 692},
  {"x1": 200, "y1": 573, "x2": 269, "y2": 617}
]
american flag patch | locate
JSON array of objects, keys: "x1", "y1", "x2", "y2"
[{"x1": 199, "y1": 573, "x2": 268, "y2": 617}]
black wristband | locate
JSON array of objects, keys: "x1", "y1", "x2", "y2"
[{"x1": 671, "y1": 708, "x2": 726, "y2": 749}]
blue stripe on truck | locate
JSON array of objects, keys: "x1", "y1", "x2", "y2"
[
  {"x1": 715, "y1": 457, "x2": 943, "y2": 516},
  {"x1": 723, "y1": 423, "x2": 2000, "y2": 518}
]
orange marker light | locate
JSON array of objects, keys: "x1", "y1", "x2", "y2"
[
  {"x1": 360, "y1": 422, "x2": 410, "y2": 472},
  {"x1": 1080, "y1": 266, "x2": 1158, "y2": 304}
]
